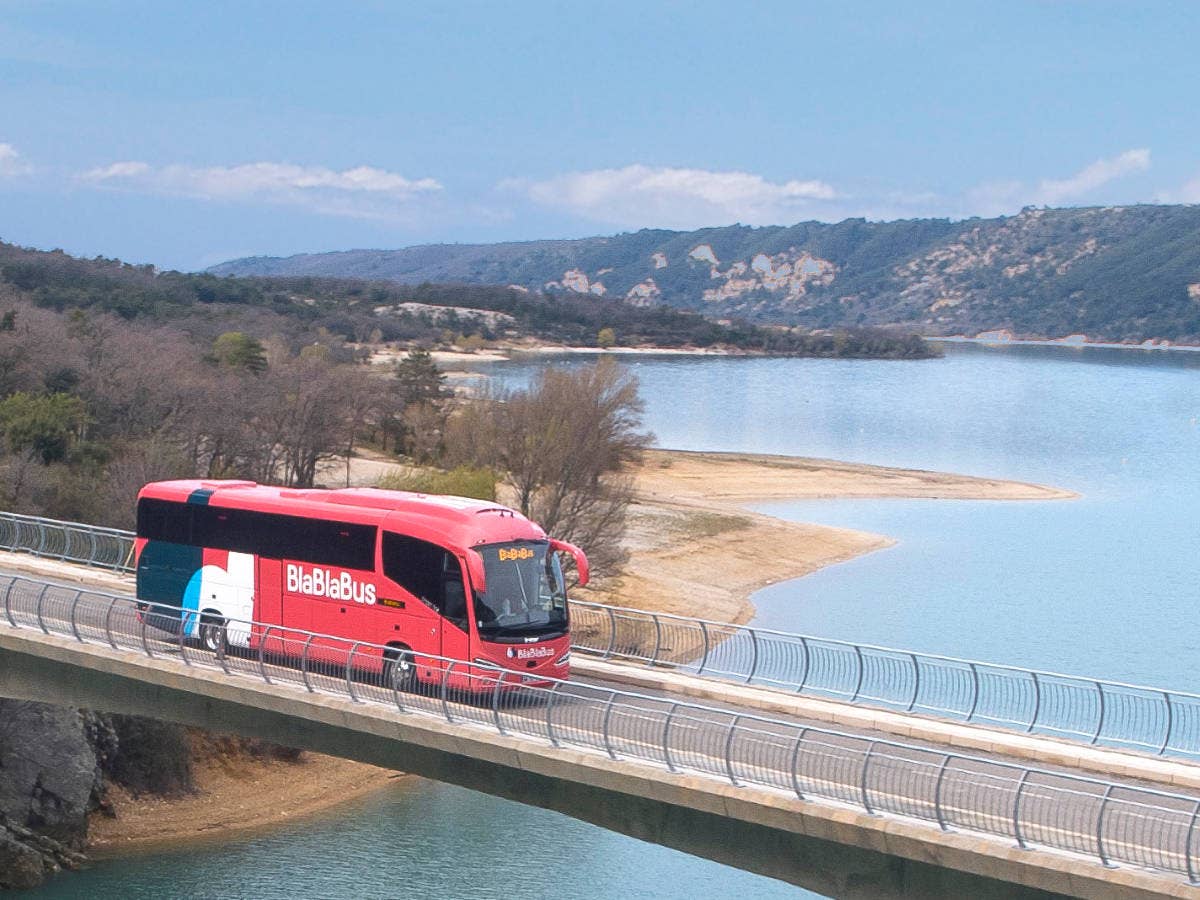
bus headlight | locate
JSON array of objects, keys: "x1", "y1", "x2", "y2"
[{"x1": 554, "y1": 651, "x2": 570, "y2": 667}]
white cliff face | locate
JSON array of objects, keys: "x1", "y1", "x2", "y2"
[
  {"x1": 1188, "y1": 283, "x2": 1200, "y2": 300},
  {"x1": 688, "y1": 244, "x2": 719, "y2": 265},
  {"x1": 697, "y1": 248, "x2": 837, "y2": 305},
  {"x1": 651, "y1": 252, "x2": 668, "y2": 269},
  {"x1": 545, "y1": 268, "x2": 606, "y2": 296},
  {"x1": 625, "y1": 278, "x2": 661, "y2": 306}
]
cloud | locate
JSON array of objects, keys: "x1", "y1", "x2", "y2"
[
  {"x1": 1034, "y1": 149, "x2": 1150, "y2": 205},
  {"x1": 0, "y1": 143, "x2": 33, "y2": 177},
  {"x1": 505, "y1": 164, "x2": 838, "y2": 229},
  {"x1": 78, "y1": 160, "x2": 442, "y2": 219}
]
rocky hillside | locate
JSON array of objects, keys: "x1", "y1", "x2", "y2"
[{"x1": 212, "y1": 205, "x2": 1200, "y2": 344}]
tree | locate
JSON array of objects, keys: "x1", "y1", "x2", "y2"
[
  {"x1": 444, "y1": 358, "x2": 652, "y2": 580},
  {"x1": 596, "y1": 327, "x2": 616, "y2": 349},
  {"x1": 210, "y1": 331, "x2": 268, "y2": 374},
  {"x1": 392, "y1": 348, "x2": 450, "y2": 457},
  {"x1": 394, "y1": 347, "x2": 448, "y2": 406},
  {"x1": 0, "y1": 392, "x2": 87, "y2": 464}
]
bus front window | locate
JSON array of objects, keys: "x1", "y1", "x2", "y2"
[{"x1": 474, "y1": 541, "x2": 567, "y2": 639}]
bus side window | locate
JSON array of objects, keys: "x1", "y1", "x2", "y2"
[{"x1": 382, "y1": 532, "x2": 447, "y2": 612}]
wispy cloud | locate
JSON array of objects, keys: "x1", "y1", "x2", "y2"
[
  {"x1": 1035, "y1": 149, "x2": 1150, "y2": 205},
  {"x1": 78, "y1": 160, "x2": 442, "y2": 219},
  {"x1": 0, "y1": 142, "x2": 33, "y2": 177},
  {"x1": 503, "y1": 164, "x2": 838, "y2": 229},
  {"x1": 964, "y1": 149, "x2": 1151, "y2": 217}
]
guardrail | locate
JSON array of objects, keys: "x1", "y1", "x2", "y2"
[
  {"x1": 3, "y1": 511, "x2": 1199, "y2": 763},
  {"x1": 0, "y1": 511, "x2": 133, "y2": 572},
  {"x1": 3, "y1": 571, "x2": 1199, "y2": 884},
  {"x1": 570, "y1": 601, "x2": 1200, "y2": 760}
]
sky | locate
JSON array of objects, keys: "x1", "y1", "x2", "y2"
[{"x1": 1, "y1": 0, "x2": 1198, "y2": 271}]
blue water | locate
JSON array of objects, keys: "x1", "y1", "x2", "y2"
[{"x1": 29, "y1": 342, "x2": 1200, "y2": 898}]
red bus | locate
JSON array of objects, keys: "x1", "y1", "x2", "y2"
[{"x1": 134, "y1": 480, "x2": 588, "y2": 689}]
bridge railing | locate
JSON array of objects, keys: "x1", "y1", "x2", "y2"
[
  {"x1": 0, "y1": 511, "x2": 134, "y2": 572},
  {"x1": 569, "y1": 601, "x2": 1200, "y2": 759},
  {"x1": 4, "y1": 573, "x2": 1200, "y2": 884},
  {"x1": 3, "y1": 511, "x2": 1200, "y2": 763}
]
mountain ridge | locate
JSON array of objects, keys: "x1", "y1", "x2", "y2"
[{"x1": 210, "y1": 205, "x2": 1200, "y2": 344}]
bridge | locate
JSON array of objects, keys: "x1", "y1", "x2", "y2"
[{"x1": 2, "y1": 514, "x2": 1200, "y2": 899}]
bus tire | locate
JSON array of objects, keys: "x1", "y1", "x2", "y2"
[
  {"x1": 200, "y1": 612, "x2": 226, "y2": 654},
  {"x1": 384, "y1": 645, "x2": 416, "y2": 693}
]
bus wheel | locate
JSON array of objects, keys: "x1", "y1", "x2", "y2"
[
  {"x1": 384, "y1": 646, "x2": 415, "y2": 693},
  {"x1": 200, "y1": 613, "x2": 227, "y2": 654}
]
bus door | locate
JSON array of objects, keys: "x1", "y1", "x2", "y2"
[
  {"x1": 380, "y1": 532, "x2": 466, "y2": 668},
  {"x1": 440, "y1": 554, "x2": 471, "y2": 667}
]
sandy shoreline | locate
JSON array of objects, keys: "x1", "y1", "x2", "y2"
[{"x1": 78, "y1": 448, "x2": 1073, "y2": 852}]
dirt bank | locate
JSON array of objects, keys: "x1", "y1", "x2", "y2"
[{"x1": 88, "y1": 754, "x2": 401, "y2": 855}]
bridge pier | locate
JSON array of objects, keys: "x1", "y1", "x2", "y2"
[{"x1": 2, "y1": 633, "x2": 1160, "y2": 898}]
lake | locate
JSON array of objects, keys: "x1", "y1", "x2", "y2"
[{"x1": 31, "y1": 342, "x2": 1200, "y2": 898}]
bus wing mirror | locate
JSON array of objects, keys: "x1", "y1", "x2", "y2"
[
  {"x1": 550, "y1": 539, "x2": 589, "y2": 587},
  {"x1": 464, "y1": 550, "x2": 487, "y2": 595}
]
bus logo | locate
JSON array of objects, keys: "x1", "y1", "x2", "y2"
[
  {"x1": 286, "y1": 564, "x2": 377, "y2": 605},
  {"x1": 498, "y1": 547, "x2": 535, "y2": 561}
]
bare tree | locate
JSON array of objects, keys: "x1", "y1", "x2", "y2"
[{"x1": 445, "y1": 358, "x2": 652, "y2": 579}]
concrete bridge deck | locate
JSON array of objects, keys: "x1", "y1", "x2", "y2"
[{"x1": 2, "y1": 558, "x2": 1200, "y2": 897}]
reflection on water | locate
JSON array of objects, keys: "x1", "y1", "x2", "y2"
[{"x1": 29, "y1": 342, "x2": 1199, "y2": 899}]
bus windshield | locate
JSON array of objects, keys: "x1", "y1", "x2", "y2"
[{"x1": 473, "y1": 540, "x2": 567, "y2": 639}]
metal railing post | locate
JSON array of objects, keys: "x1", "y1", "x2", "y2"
[
  {"x1": 1185, "y1": 799, "x2": 1200, "y2": 884},
  {"x1": 860, "y1": 741, "x2": 877, "y2": 814},
  {"x1": 789, "y1": 728, "x2": 808, "y2": 800},
  {"x1": 746, "y1": 629, "x2": 760, "y2": 684},
  {"x1": 907, "y1": 653, "x2": 921, "y2": 711},
  {"x1": 140, "y1": 606, "x2": 153, "y2": 657},
  {"x1": 441, "y1": 662, "x2": 456, "y2": 722},
  {"x1": 491, "y1": 672, "x2": 505, "y2": 734},
  {"x1": 545, "y1": 682, "x2": 559, "y2": 746},
  {"x1": 1013, "y1": 769, "x2": 1033, "y2": 848},
  {"x1": 69, "y1": 590, "x2": 82, "y2": 642},
  {"x1": 696, "y1": 620, "x2": 710, "y2": 675},
  {"x1": 662, "y1": 703, "x2": 678, "y2": 772},
  {"x1": 965, "y1": 663, "x2": 981, "y2": 722},
  {"x1": 796, "y1": 635, "x2": 810, "y2": 693},
  {"x1": 850, "y1": 644, "x2": 865, "y2": 702},
  {"x1": 1096, "y1": 784, "x2": 1116, "y2": 868},
  {"x1": 603, "y1": 606, "x2": 617, "y2": 658},
  {"x1": 934, "y1": 755, "x2": 952, "y2": 831},
  {"x1": 258, "y1": 626, "x2": 273, "y2": 684},
  {"x1": 1027, "y1": 671, "x2": 1041, "y2": 733},
  {"x1": 724, "y1": 715, "x2": 741, "y2": 785},
  {"x1": 1160, "y1": 692, "x2": 1174, "y2": 756},
  {"x1": 1091, "y1": 681, "x2": 1107, "y2": 745},
  {"x1": 346, "y1": 642, "x2": 360, "y2": 702},
  {"x1": 215, "y1": 624, "x2": 229, "y2": 674},
  {"x1": 2, "y1": 578, "x2": 16, "y2": 626},
  {"x1": 300, "y1": 635, "x2": 315, "y2": 692},
  {"x1": 601, "y1": 692, "x2": 617, "y2": 759},
  {"x1": 649, "y1": 614, "x2": 662, "y2": 665},
  {"x1": 177, "y1": 612, "x2": 189, "y2": 666},
  {"x1": 34, "y1": 584, "x2": 49, "y2": 634},
  {"x1": 104, "y1": 597, "x2": 118, "y2": 648}
]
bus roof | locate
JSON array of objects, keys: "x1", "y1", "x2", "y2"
[{"x1": 137, "y1": 480, "x2": 547, "y2": 550}]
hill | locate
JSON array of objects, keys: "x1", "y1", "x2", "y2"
[
  {"x1": 0, "y1": 241, "x2": 934, "y2": 359},
  {"x1": 210, "y1": 205, "x2": 1200, "y2": 344}
]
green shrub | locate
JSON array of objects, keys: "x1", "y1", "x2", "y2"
[{"x1": 377, "y1": 465, "x2": 497, "y2": 502}]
